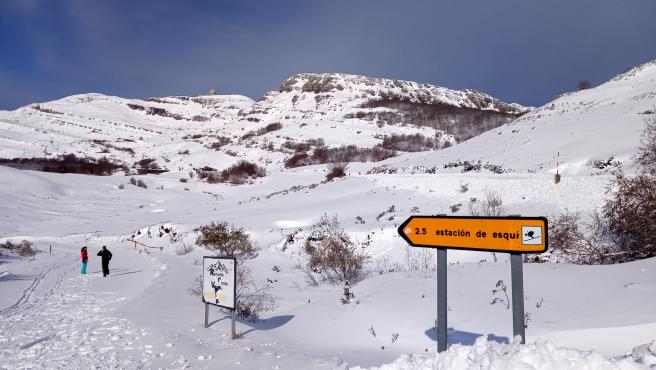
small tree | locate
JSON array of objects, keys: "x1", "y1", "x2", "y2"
[
  {"x1": 578, "y1": 80, "x2": 592, "y2": 90},
  {"x1": 194, "y1": 222, "x2": 256, "y2": 257}
]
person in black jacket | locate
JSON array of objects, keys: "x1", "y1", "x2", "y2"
[{"x1": 97, "y1": 246, "x2": 113, "y2": 277}]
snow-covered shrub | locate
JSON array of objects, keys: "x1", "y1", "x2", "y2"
[
  {"x1": 0, "y1": 240, "x2": 38, "y2": 257},
  {"x1": 325, "y1": 162, "x2": 348, "y2": 181},
  {"x1": 194, "y1": 221, "x2": 257, "y2": 257},
  {"x1": 340, "y1": 284, "x2": 356, "y2": 304},
  {"x1": 586, "y1": 156, "x2": 621, "y2": 170},
  {"x1": 376, "y1": 205, "x2": 395, "y2": 221},
  {"x1": 303, "y1": 214, "x2": 369, "y2": 283}
]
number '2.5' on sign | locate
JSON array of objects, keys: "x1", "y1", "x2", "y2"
[{"x1": 398, "y1": 216, "x2": 548, "y2": 253}]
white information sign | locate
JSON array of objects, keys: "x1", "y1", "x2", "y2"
[{"x1": 202, "y1": 257, "x2": 236, "y2": 310}]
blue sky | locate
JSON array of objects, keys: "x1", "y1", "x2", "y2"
[{"x1": 1, "y1": 0, "x2": 655, "y2": 109}]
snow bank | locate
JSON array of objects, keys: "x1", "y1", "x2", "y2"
[{"x1": 352, "y1": 337, "x2": 647, "y2": 370}]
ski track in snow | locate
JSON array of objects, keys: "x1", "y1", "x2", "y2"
[{"x1": 0, "y1": 255, "x2": 188, "y2": 369}]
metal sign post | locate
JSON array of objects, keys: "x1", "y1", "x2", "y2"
[
  {"x1": 204, "y1": 302, "x2": 209, "y2": 328},
  {"x1": 231, "y1": 309, "x2": 236, "y2": 339},
  {"x1": 398, "y1": 215, "x2": 547, "y2": 352},
  {"x1": 510, "y1": 253, "x2": 525, "y2": 343},
  {"x1": 436, "y1": 248, "x2": 447, "y2": 352}
]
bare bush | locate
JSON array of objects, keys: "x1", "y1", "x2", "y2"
[
  {"x1": 542, "y1": 211, "x2": 610, "y2": 264},
  {"x1": 578, "y1": 80, "x2": 592, "y2": 90},
  {"x1": 0, "y1": 154, "x2": 123, "y2": 175},
  {"x1": 195, "y1": 221, "x2": 257, "y2": 257},
  {"x1": 468, "y1": 190, "x2": 504, "y2": 216},
  {"x1": 235, "y1": 263, "x2": 276, "y2": 321},
  {"x1": 242, "y1": 122, "x2": 282, "y2": 139},
  {"x1": 135, "y1": 158, "x2": 162, "y2": 174},
  {"x1": 635, "y1": 113, "x2": 656, "y2": 175},
  {"x1": 285, "y1": 145, "x2": 395, "y2": 168},
  {"x1": 129, "y1": 177, "x2": 147, "y2": 188},
  {"x1": 219, "y1": 160, "x2": 266, "y2": 184},
  {"x1": 208, "y1": 136, "x2": 232, "y2": 150},
  {"x1": 379, "y1": 133, "x2": 441, "y2": 152},
  {"x1": 404, "y1": 247, "x2": 435, "y2": 271},
  {"x1": 196, "y1": 161, "x2": 266, "y2": 185},
  {"x1": 175, "y1": 242, "x2": 194, "y2": 256},
  {"x1": 282, "y1": 138, "x2": 325, "y2": 153},
  {"x1": 325, "y1": 162, "x2": 348, "y2": 181},
  {"x1": 304, "y1": 214, "x2": 369, "y2": 283},
  {"x1": 0, "y1": 240, "x2": 38, "y2": 257},
  {"x1": 602, "y1": 174, "x2": 656, "y2": 260}
]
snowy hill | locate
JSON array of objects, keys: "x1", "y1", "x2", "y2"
[
  {"x1": 238, "y1": 73, "x2": 528, "y2": 147},
  {"x1": 0, "y1": 74, "x2": 528, "y2": 176},
  {"x1": 377, "y1": 60, "x2": 656, "y2": 175}
]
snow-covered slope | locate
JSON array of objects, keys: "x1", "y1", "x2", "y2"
[
  {"x1": 378, "y1": 60, "x2": 656, "y2": 175},
  {"x1": 0, "y1": 93, "x2": 258, "y2": 172}
]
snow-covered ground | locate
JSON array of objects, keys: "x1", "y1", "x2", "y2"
[{"x1": 2, "y1": 61, "x2": 656, "y2": 369}]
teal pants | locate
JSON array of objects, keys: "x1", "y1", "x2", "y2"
[{"x1": 81, "y1": 260, "x2": 87, "y2": 274}]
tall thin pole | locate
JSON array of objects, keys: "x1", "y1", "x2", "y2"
[{"x1": 436, "y1": 248, "x2": 447, "y2": 352}]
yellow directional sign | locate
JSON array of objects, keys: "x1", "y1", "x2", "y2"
[{"x1": 398, "y1": 216, "x2": 548, "y2": 253}]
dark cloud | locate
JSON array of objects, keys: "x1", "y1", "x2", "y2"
[{"x1": 1, "y1": 0, "x2": 655, "y2": 109}]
